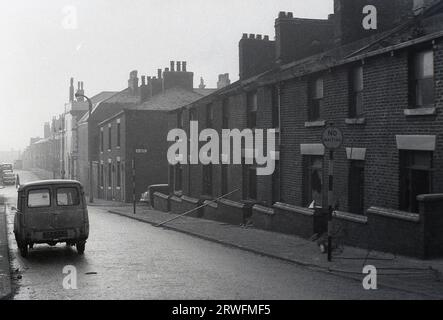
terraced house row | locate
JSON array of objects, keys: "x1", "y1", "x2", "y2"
[
  {"x1": 153, "y1": 0, "x2": 443, "y2": 259},
  {"x1": 22, "y1": 0, "x2": 443, "y2": 259}
]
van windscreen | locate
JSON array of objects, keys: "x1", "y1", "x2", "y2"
[
  {"x1": 57, "y1": 187, "x2": 80, "y2": 206},
  {"x1": 28, "y1": 189, "x2": 51, "y2": 208}
]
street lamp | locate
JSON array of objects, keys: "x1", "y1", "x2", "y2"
[{"x1": 75, "y1": 93, "x2": 94, "y2": 204}]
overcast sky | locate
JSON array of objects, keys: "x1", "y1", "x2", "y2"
[{"x1": 0, "y1": 0, "x2": 332, "y2": 151}]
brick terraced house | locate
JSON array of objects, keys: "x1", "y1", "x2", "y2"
[
  {"x1": 97, "y1": 61, "x2": 215, "y2": 202},
  {"x1": 153, "y1": 0, "x2": 443, "y2": 258}
]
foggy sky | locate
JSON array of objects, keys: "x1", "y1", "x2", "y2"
[{"x1": 0, "y1": 0, "x2": 332, "y2": 151}]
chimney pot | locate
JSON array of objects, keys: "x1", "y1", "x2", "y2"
[
  {"x1": 177, "y1": 61, "x2": 181, "y2": 72},
  {"x1": 141, "y1": 76, "x2": 146, "y2": 86},
  {"x1": 182, "y1": 61, "x2": 187, "y2": 72},
  {"x1": 158, "y1": 69, "x2": 162, "y2": 79},
  {"x1": 170, "y1": 61, "x2": 175, "y2": 72}
]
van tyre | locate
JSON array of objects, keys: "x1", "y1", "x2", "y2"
[
  {"x1": 76, "y1": 242, "x2": 85, "y2": 255},
  {"x1": 19, "y1": 244, "x2": 28, "y2": 258}
]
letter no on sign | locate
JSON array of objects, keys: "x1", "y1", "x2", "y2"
[{"x1": 321, "y1": 127, "x2": 344, "y2": 150}]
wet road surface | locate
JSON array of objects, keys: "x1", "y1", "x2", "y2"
[{"x1": 1, "y1": 171, "x2": 428, "y2": 299}]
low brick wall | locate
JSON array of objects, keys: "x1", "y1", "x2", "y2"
[
  {"x1": 251, "y1": 205, "x2": 275, "y2": 231},
  {"x1": 169, "y1": 195, "x2": 183, "y2": 214},
  {"x1": 272, "y1": 202, "x2": 325, "y2": 239},
  {"x1": 332, "y1": 211, "x2": 369, "y2": 249},
  {"x1": 218, "y1": 199, "x2": 248, "y2": 225},
  {"x1": 419, "y1": 194, "x2": 443, "y2": 258},
  {"x1": 203, "y1": 201, "x2": 219, "y2": 221},
  {"x1": 329, "y1": 194, "x2": 443, "y2": 259},
  {"x1": 153, "y1": 192, "x2": 170, "y2": 212},
  {"x1": 182, "y1": 196, "x2": 202, "y2": 218},
  {"x1": 367, "y1": 207, "x2": 423, "y2": 258}
]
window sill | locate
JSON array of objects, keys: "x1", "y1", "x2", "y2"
[
  {"x1": 345, "y1": 118, "x2": 366, "y2": 125},
  {"x1": 404, "y1": 107, "x2": 436, "y2": 116},
  {"x1": 305, "y1": 120, "x2": 326, "y2": 128}
]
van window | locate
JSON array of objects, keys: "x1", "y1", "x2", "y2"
[
  {"x1": 28, "y1": 189, "x2": 51, "y2": 208},
  {"x1": 57, "y1": 187, "x2": 80, "y2": 206}
]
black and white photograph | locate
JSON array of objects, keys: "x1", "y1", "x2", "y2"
[{"x1": 1, "y1": 0, "x2": 443, "y2": 307}]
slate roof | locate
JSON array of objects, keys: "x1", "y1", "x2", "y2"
[
  {"x1": 77, "y1": 91, "x2": 118, "y2": 123},
  {"x1": 130, "y1": 87, "x2": 213, "y2": 112}
]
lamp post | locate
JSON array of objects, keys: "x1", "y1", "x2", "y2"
[{"x1": 75, "y1": 93, "x2": 94, "y2": 204}]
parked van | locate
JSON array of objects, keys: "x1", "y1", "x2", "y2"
[{"x1": 14, "y1": 180, "x2": 89, "y2": 257}]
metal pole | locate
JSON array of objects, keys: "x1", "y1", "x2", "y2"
[
  {"x1": 327, "y1": 150, "x2": 334, "y2": 262},
  {"x1": 132, "y1": 157, "x2": 136, "y2": 214},
  {"x1": 76, "y1": 94, "x2": 94, "y2": 203}
]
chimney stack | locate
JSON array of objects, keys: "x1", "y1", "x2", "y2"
[
  {"x1": 141, "y1": 76, "x2": 146, "y2": 86},
  {"x1": 170, "y1": 61, "x2": 175, "y2": 72},
  {"x1": 177, "y1": 61, "x2": 182, "y2": 72},
  {"x1": 158, "y1": 69, "x2": 162, "y2": 79},
  {"x1": 128, "y1": 70, "x2": 139, "y2": 94},
  {"x1": 182, "y1": 61, "x2": 187, "y2": 72},
  {"x1": 217, "y1": 73, "x2": 231, "y2": 89},
  {"x1": 69, "y1": 77, "x2": 74, "y2": 102}
]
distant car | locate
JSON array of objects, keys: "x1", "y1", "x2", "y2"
[
  {"x1": 140, "y1": 184, "x2": 169, "y2": 205},
  {"x1": 2, "y1": 171, "x2": 15, "y2": 185}
]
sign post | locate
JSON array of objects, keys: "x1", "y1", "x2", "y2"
[
  {"x1": 321, "y1": 125, "x2": 344, "y2": 262},
  {"x1": 133, "y1": 148, "x2": 148, "y2": 215}
]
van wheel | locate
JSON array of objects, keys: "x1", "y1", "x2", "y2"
[
  {"x1": 76, "y1": 242, "x2": 85, "y2": 255},
  {"x1": 19, "y1": 244, "x2": 28, "y2": 258}
]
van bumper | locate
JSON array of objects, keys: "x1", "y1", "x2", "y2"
[{"x1": 24, "y1": 227, "x2": 88, "y2": 244}]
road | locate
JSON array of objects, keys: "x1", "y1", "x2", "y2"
[{"x1": 0, "y1": 171, "x2": 428, "y2": 300}]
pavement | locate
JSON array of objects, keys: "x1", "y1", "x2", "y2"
[
  {"x1": 89, "y1": 198, "x2": 443, "y2": 299},
  {"x1": 1, "y1": 168, "x2": 441, "y2": 299},
  {"x1": 0, "y1": 192, "x2": 12, "y2": 300}
]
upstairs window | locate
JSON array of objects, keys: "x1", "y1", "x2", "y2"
[
  {"x1": 100, "y1": 128, "x2": 104, "y2": 153},
  {"x1": 189, "y1": 108, "x2": 198, "y2": 122},
  {"x1": 117, "y1": 121, "x2": 121, "y2": 148},
  {"x1": 206, "y1": 104, "x2": 214, "y2": 128},
  {"x1": 247, "y1": 91, "x2": 258, "y2": 129},
  {"x1": 308, "y1": 78, "x2": 324, "y2": 121},
  {"x1": 108, "y1": 124, "x2": 112, "y2": 151},
  {"x1": 177, "y1": 110, "x2": 184, "y2": 129},
  {"x1": 272, "y1": 85, "x2": 281, "y2": 129},
  {"x1": 349, "y1": 66, "x2": 364, "y2": 118},
  {"x1": 222, "y1": 99, "x2": 229, "y2": 129},
  {"x1": 410, "y1": 50, "x2": 434, "y2": 108}
]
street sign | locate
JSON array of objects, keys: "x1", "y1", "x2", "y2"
[
  {"x1": 135, "y1": 149, "x2": 148, "y2": 154},
  {"x1": 321, "y1": 126, "x2": 344, "y2": 150}
]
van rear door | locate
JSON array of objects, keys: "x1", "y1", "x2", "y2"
[
  {"x1": 25, "y1": 188, "x2": 54, "y2": 230},
  {"x1": 52, "y1": 186, "x2": 84, "y2": 230}
]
